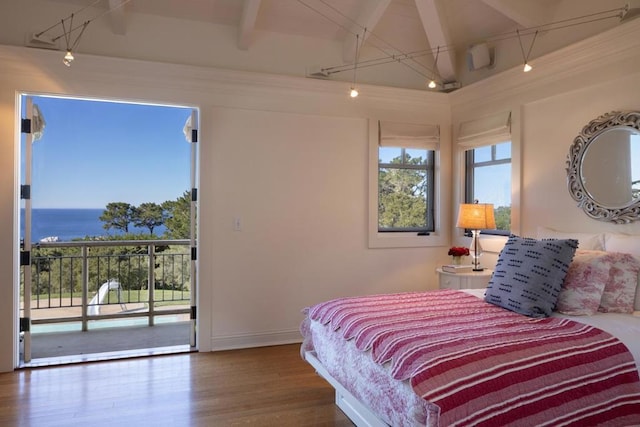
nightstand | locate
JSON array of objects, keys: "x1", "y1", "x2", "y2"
[{"x1": 436, "y1": 268, "x2": 493, "y2": 290}]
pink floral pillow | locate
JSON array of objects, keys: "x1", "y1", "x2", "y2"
[
  {"x1": 598, "y1": 252, "x2": 640, "y2": 313},
  {"x1": 556, "y1": 250, "x2": 610, "y2": 315}
]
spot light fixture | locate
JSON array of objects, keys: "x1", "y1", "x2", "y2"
[
  {"x1": 427, "y1": 46, "x2": 440, "y2": 89},
  {"x1": 32, "y1": 0, "x2": 133, "y2": 67},
  {"x1": 55, "y1": 12, "x2": 89, "y2": 67},
  {"x1": 349, "y1": 33, "x2": 361, "y2": 98},
  {"x1": 63, "y1": 50, "x2": 74, "y2": 66},
  {"x1": 517, "y1": 29, "x2": 538, "y2": 73}
]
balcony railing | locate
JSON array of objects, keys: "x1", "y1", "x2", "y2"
[{"x1": 21, "y1": 239, "x2": 191, "y2": 331}]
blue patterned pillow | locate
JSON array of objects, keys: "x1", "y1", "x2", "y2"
[{"x1": 485, "y1": 235, "x2": 578, "y2": 317}]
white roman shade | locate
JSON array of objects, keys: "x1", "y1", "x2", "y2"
[
  {"x1": 457, "y1": 111, "x2": 511, "y2": 148},
  {"x1": 379, "y1": 120, "x2": 440, "y2": 150}
]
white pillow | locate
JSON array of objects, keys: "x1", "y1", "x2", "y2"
[
  {"x1": 536, "y1": 226, "x2": 604, "y2": 251},
  {"x1": 604, "y1": 233, "x2": 640, "y2": 257},
  {"x1": 604, "y1": 233, "x2": 640, "y2": 311}
]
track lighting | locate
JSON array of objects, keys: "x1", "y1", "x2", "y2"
[{"x1": 306, "y1": 6, "x2": 624, "y2": 91}]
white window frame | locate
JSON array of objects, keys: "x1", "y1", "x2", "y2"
[{"x1": 368, "y1": 119, "x2": 447, "y2": 248}]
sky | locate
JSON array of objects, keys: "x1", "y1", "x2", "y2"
[{"x1": 22, "y1": 95, "x2": 194, "y2": 209}]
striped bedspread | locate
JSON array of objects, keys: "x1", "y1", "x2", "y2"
[{"x1": 308, "y1": 289, "x2": 640, "y2": 426}]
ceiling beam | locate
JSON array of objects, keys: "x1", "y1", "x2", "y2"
[
  {"x1": 413, "y1": 0, "x2": 456, "y2": 83},
  {"x1": 481, "y1": 0, "x2": 553, "y2": 30},
  {"x1": 107, "y1": 0, "x2": 127, "y2": 35},
  {"x1": 238, "y1": 0, "x2": 262, "y2": 50},
  {"x1": 342, "y1": 0, "x2": 392, "y2": 63}
]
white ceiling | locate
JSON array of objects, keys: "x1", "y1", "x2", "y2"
[{"x1": 14, "y1": 0, "x2": 636, "y2": 90}]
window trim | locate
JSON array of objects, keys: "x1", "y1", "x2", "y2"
[{"x1": 368, "y1": 119, "x2": 446, "y2": 249}]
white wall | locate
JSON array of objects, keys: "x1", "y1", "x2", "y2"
[
  {"x1": 520, "y1": 74, "x2": 640, "y2": 235},
  {"x1": 203, "y1": 107, "x2": 437, "y2": 348},
  {"x1": 450, "y1": 18, "x2": 640, "y2": 254},
  {"x1": 0, "y1": 45, "x2": 451, "y2": 371}
]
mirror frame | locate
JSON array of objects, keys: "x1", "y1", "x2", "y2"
[{"x1": 566, "y1": 110, "x2": 640, "y2": 224}]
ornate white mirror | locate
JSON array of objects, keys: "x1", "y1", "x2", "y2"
[{"x1": 566, "y1": 111, "x2": 640, "y2": 223}]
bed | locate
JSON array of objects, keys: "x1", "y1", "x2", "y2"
[{"x1": 300, "y1": 231, "x2": 640, "y2": 426}]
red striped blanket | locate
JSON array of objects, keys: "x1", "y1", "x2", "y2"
[{"x1": 308, "y1": 290, "x2": 640, "y2": 426}]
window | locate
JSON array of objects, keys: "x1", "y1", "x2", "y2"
[
  {"x1": 368, "y1": 119, "x2": 445, "y2": 248},
  {"x1": 465, "y1": 142, "x2": 511, "y2": 233},
  {"x1": 378, "y1": 147, "x2": 435, "y2": 232}
]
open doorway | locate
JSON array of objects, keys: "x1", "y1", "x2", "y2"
[{"x1": 19, "y1": 95, "x2": 198, "y2": 366}]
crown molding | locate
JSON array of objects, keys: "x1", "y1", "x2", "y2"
[
  {"x1": 0, "y1": 44, "x2": 449, "y2": 121},
  {"x1": 4, "y1": 17, "x2": 640, "y2": 120}
]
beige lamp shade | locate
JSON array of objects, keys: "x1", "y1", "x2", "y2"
[{"x1": 456, "y1": 203, "x2": 496, "y2": 229}]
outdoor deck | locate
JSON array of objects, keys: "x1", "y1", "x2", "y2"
[
  {"x1": 21, "y1": 238, "x2": 194, "y2": 366},
  {"x1": 23, "y1": 320, "x2": 193, "y2": 367}
]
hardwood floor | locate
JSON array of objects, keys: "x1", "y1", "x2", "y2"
[{"x1": 0, "y1": 344, "x2": 354, "y2": 427}]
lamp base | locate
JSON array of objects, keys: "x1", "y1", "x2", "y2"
[{"x1": 469, "y1": 230, "x2": 483, "y2": 272}]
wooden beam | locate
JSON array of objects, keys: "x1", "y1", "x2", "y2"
[
  {"x1": 108, "y1": 0, "x2": 127, "y2": 36},
  {"x1": 342, "y1": 0, "x2": 392, "y2": 63},
  {"x1": 238, "y1": 0, "x2": 262, "y2": 50},
  {"x1": 413, "y1": 0, "x2": 456, "y2": 83},
  {"x1": 481, "y1": 0, "x2": 553, "y2": 30}
]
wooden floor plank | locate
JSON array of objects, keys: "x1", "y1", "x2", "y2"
[{"x1": 0, "y1": 344, "x2": 354, "y2": 426}]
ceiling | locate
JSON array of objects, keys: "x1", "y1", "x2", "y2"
[{"x1": 19, "y1": 0, "x2": 636, "y2": 90}]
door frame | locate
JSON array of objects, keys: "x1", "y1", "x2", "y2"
[{"x1": 18, "y1": 94, "x2": 200, "y2": 364}]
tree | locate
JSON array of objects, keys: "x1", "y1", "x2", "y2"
[
  {"x1": 162, "y1": 191, "x2": 192, "y2": 239},
  {"x1": 494, "y1": 206, "x2": 511, "y2": 231},
  {"x1": 100, "y1": 202, "x2": 134, "y2": 233},
  {"x1": 378, "y1": 154, "x2": 427, "y2": 229},
  {"x1": 133, "y1": 202, "x2": 165, "y2": 234}
]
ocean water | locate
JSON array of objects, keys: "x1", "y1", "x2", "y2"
[{"x1": 20, "y1": 209, "x2": 167, "y2": 242}]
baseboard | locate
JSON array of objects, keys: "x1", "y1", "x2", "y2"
[{"x1": 209, "y1": 329, "x2": 302, "y2": 351}]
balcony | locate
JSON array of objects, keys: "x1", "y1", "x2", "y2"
[{"x1": 20, "y1": 239, "x2": 194, "y2": 365}]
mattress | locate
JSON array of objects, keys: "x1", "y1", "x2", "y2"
[
  {"x1": 302, "y1": 289, "x2": 640, "y2": 426},
  {"x1": 306, "y1": 316, "x2": 437, "y2": 426}
]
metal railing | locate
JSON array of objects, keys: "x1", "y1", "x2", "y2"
[{"x1": 22, "y1": 239, "x2": 191, "y2": 331}]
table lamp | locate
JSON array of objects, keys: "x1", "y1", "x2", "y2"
[{"x1": 456, "y1": 201, "x2": 496, "y2": 271}]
